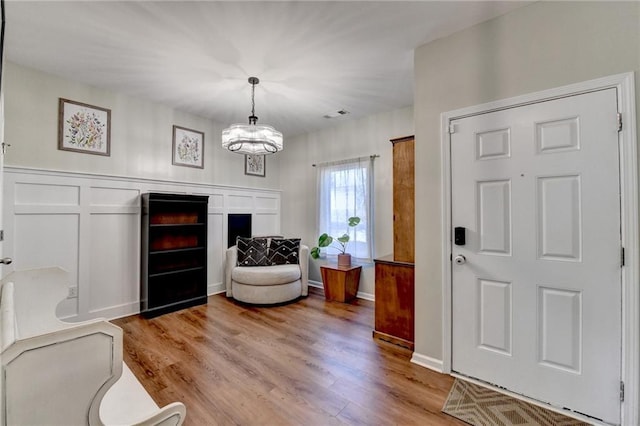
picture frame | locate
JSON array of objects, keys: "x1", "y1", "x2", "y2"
[
  {"x1": 172, "y1": 125, "x2": 204, "y2": 169},
  {"x1": 245, "y1": 154, "x2": 266, "y2": 177},
  {"x1": 58, "y1": 98, "x2": 111, "y2": 156}
]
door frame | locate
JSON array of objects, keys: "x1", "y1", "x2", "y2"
[{"x1": 440, "y1": 72, "x2": 638, "y2": 424}]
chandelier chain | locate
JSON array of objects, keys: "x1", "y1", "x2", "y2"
[
  {"x1": 248, "y1": 77, "x2": 258, "y2": 125},
  {"x1": 251, "y1": 81, "x2": 255, "y2": 117}
]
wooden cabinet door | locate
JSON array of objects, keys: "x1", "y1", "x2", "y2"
[
  {"x1": 392, "y1": 136, "x2": 414, "y2": 263},
  {"x1": 374, "y1": 259, "x2": 414, "y2": 349}
]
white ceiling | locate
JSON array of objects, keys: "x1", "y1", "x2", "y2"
[{"x1": 5, "y1": 1, "x2": 529, "y2": 138}]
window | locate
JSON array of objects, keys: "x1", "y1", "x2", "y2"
[{"x1": 316, "y1": 156, "x2": 374, "y2": 260}]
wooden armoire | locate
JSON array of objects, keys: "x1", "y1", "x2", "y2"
[{"x1": 373, "y1": 136, "x2": 415, "y2": 349}]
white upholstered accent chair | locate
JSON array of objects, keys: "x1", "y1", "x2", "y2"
[
  {"x1": 224, "y1": 240, "x2": 309, "y2": 304},
  {"x1": 0, "y1": 267, "x2": 186, "y2": 426}
]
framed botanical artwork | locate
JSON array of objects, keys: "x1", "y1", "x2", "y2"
[
  {"x1": 172, "y1": 125, "x2": 204, "y2": 169},
  {"x1": 245, "y1": 154, "x2": 266, "y2": 177},
  {"x1": 58, "y1": 98, "x2": 111, "y2": 156}
]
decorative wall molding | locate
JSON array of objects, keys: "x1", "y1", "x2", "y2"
[
  {"x1": 3, "y1": 166, "x2": 281, "y2": 321},
  {"x1": 4, "y1": 166, "x2": 283, "y2": 194}
]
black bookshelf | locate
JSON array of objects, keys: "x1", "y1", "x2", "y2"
[{"x1": 140, "y1": 193, "x2": 208, "y2": 318}]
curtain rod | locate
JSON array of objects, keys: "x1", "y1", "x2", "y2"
[{"x1": 312, "y1": 154, "x2": 379, "y2": 167}]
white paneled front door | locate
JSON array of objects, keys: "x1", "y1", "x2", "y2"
[{"x1": 451, "y1": 88, "x2": 621, "y2": 424}]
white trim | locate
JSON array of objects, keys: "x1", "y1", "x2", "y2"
[
  {"x1": 308, "y1": 280, "x2": 323, "y2": 289},
  {"x1": 618, "y1": 73, "x2": 638, "y2": 426},
  {"x1": 4, "y1": 165, "x2": 283, "y2": 194},
  {"x1": 440, "y1": 72, "x2": 638, "y2": 425},
  {"x1": 54, "y1": 284, "x2": 225, "y2": 321},
  {"x1": 85, "y1": 285, "x2": 226, "y2": 322},
  {"x1": 441, "y1": 111, "x2": 453, "y2": 374},
  {"x1": 3, "y1": 167, "x2": 282, "y2": 322},
  {"x1": 356, "y1": 291, "x2": 374, "y2": 302},
  {"x1": 410, "y1": 352, "x2": 444, "y2": 373},
  {"x1": 208, "y1": 283, "x2": 226, "y2": 296},
  {"x1": 88, "y1": 302, "x2": 139, "y2": 322}
]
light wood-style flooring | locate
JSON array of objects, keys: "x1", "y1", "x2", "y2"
[{"x1": 113, "y1": 290, "x2": 464, "y2": 425}]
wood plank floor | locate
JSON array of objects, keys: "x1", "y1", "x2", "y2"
[{"x1": 113, "y1": 291, "x2": 464, "y2": 425}]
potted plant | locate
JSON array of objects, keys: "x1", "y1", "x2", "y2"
[{"x1": 310, "y1": 216, "x2": 361, "y2": 267}]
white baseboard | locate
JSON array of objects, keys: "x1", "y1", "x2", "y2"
[
  {"x1": 83, "y1": 302, "x2": 140, "y2": 322},
  {"x1": 411, "y1": 352, "x2": 444, "y2": 373},
  {"x1": 208, "y1": 282, "x2": 225, "y2": 296},
  {"x1": 309, "y1": 280, "x2": 323, "y2": 289},
  {"x1": 66, "y1": 282, "x2": 226, "y2": 322},
  {"x1": 3, "y1": 166, "x2": 282, "y2": 324},
  {"x1": 356, "y1": 291, "x2": 374, "y2": 301},
  {"x1": 308, "y1": 280, "x2": 374, "y2": 301}
]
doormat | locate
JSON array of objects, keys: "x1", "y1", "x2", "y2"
[{"x1": 442, "y1": 379, "x2": 591, "y2": 426}]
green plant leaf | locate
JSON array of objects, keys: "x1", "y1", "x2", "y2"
[
  {"x1": 310, "y1": 247, "x2": 321, "y2": 259},
  {"x1": 348, "y1": 216, "x2": 361, "y2": 227},
  {"x1": 337, "y1": 233, "x2": 350, "y2": 244},
  {"x1": 318, "y1": 233, "x2": 333, "y2": 247}
]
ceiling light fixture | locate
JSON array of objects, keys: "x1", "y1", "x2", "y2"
[{"x1": 222, "y1": 77, "x2": 283, "y2": 155}]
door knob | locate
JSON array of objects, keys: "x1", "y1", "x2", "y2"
[
  {"x1": 454, "y1": 254, "x2": 466, "y2": 265},
  {"x1": 0, "y1": 257, "x2": 13, "y2": 265}
]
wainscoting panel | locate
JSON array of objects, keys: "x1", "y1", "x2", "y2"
[
  {"x1": 13, "y1": 213, "x2": 80, "y2": 318},
  {"x1": 227, "y1": 194, "x2": 254, "y2": 211},
  {"x1": 13, "y1": 213, "x2": 80, "y2": 281},
  {"x1": 3, "y1": 167, "x2": 281, "y2": 321},
  {"x1": 208, "y1": 213, "x2": 225, "y2": 294},
  {"x1": 255, "y1": 195, "x2": 279, "y2": 211},
  {"x1": 15, "y1": 182, "x2": 80, "y2": 206},
  {"x1": 253, "y1": 213, "x2": 280, "y2": 237},
  {"x1": 89, "y1": 186, "x2": 141, "y2": 208},
  {"x1": 88, "y1": 213, "x2": 140, "y2": 315},
  {"x1": 209, "y1": 193, "x2": 224, "y2": 210}
]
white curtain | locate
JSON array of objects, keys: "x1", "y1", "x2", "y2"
[{"x1": 316, "y1": 156, "x2": 374, "y2": 260}]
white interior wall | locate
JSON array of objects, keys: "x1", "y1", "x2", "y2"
[
  {"x1": 5, "y1": 62, "x2": 281, "y2": 189},
  {"x1": 5, "y1": 58, "x2": 412, "y2": 308},
  {"x1": 5, "y1": 56, "x2": 411, "y2": 314},
  {"x1": 3, "y1": 167, "x2": 281, "y2": 321},
  {"x1": 279, "y1": 107, "x2": 414, "y2": 297},
  {"x1": 3, "y1": 61, "x2": 284, "y2": 320},
  {"x1": 7, "y1": 2, "x2": 637, "y2": 332},
  {"x1": 413, "y1": 1, "x2": 640, "y2": 367}
]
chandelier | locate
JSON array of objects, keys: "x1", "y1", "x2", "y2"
[{"x1": 222, "y1": 77, "x2": 283, "y2": 155}]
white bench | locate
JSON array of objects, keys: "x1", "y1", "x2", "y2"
[{"x1": 0, "y1": 267, "x2": 186, "y2": 426}]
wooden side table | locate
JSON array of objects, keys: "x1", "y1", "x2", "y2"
[{"x1": 320, "y1": 264, "x2": 362, "y2": 302}]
